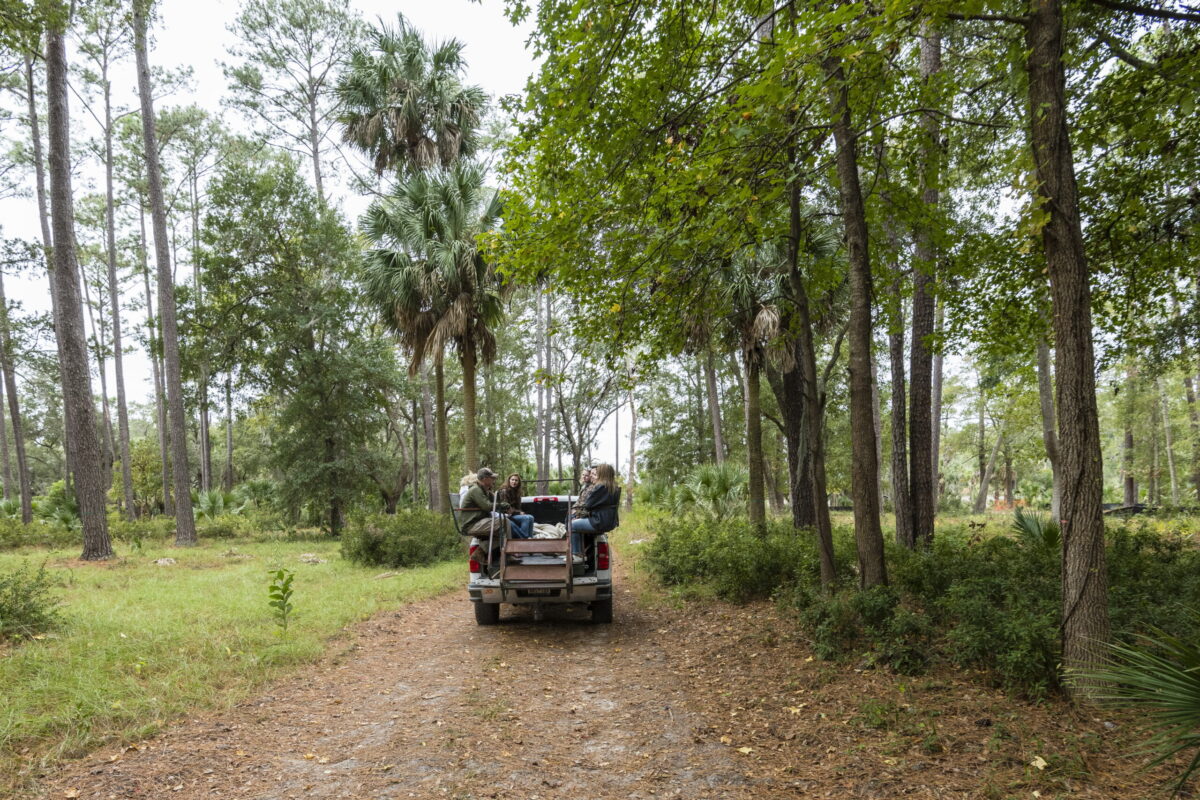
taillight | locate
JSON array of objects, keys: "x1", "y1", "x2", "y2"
[
  {"x1": 597, "y1": 542, "x2": 610, "y2": 570},
  {"x1": 468, "y1": 545, "x2": 481, "y2": 574}
]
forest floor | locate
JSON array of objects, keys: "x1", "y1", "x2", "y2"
[{"x1": 33, "y1": 541, "x2": 1183, "y2": 800}]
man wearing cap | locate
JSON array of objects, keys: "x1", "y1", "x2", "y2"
[{"x1": 461, "y1": 467, "x2": 528, "y2": 542}]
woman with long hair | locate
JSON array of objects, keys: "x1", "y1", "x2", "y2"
[
  {"x1": 570, "y1": 463, "x2": 619, "y2": 556},
  {"x1": 500, "y1": 472, "x2": 534, "y2": 539}
]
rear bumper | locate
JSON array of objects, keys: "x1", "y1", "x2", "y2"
[{"x1": 468, "y1": 575, "x2": 613, "y2": 604}]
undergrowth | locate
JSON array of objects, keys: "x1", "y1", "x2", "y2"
[
  {"x1": 643, "y1": 513, "x2": 1200, "y2": 698},
  {"x1": 340, "y1": 510, "x2": 461, "y2": 568}
]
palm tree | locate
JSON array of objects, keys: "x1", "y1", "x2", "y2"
[
  {"x1": 362, "y1": 160, "x2": 507, "y2": 475},
  {"x1": 337, "y1": 15, "x2": 487, "y2": 175},
  {"x1": 723, "y1": 246, "x2": 786, "y2": 527}
]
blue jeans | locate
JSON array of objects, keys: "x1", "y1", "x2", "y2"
[
  {"x1": 571, "y1": 517, "x2": 598, "y2": 556},
  {"x1": 509, "y1": 514, "x2": 534, "y2": 539}
]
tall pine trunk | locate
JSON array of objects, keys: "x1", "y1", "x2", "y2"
[
  {"x1": 1027, "y1": 0, "x2": 1109, "y2": 696},
  {"x1": 192, "y1": 171, "x2": 211, "y2": 493},
  {"x1": 223, "y1": 373, "x2": 235, "y2": 491},
  {"x1": 140, "y1": 210, "x2": 172, "y2": 514},
  {"x1": 972, "y1": 421, "x2": 1005, "y2": 513},
  {"x1": 135, "y1": 0, "x2": 197, "y2": 545},
  {"x1": 102, "y1": 72, "x2": 136, "y2": 519},
  {"x1": 535, "y1": 292, "x2": 546, "y2": 490},
  {"x1": 626, "y1": 377, "x2": 636, "y2": 510},
  {"x1": 46, "y1": 19, "x2": 112, "y2": 559},
  {"x1": 1184, "y1": 373, "x2": 1200, "y2": 503},
  {"x1": 0, "y1": 271, "x2": 32, "y2": 522},
  {"x1": 825, "y1": 54, "x2": 886, "y2": 587},
  {"x1": 0, "y1": 374, "x2": 9, "y2": 498},
  {"x1": 909, "y1": 24, "x2": 940, "y2": 547},
  {"x1": 930, "y1": 300, "x2": 945, "y2": 506},
  {"x1": 80, "y1": 268, "x2": 116, "y2": 493}
]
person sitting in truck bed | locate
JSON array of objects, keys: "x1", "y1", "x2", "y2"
[
  {"x1": 570, "y1": 463, "x2": 618, "y2": 556},
  {"x1": 499, "y1": 473, "x2": 535, "y2": 539},
  {"x1": 461, "y1": 466, "x2": 512, "y2": 557}
]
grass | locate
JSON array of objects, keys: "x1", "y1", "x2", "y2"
[{"x1": 0, "y1": 535, "x2": 463, "y2": 792}]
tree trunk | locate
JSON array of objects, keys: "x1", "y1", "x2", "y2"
[
  {"x1": 0, "y1": 374, "x2": 9, "y2": 499},
  {"x1": 972, "y1": 420, "x2": 1005, "y2": 513},
  {"x1": 1003, "y1": 444, "x2": 1015, "y2": 508},
  {"x1": 308, "y1": 95, "x2": 324, "y2": 201},
  {"x1": 535, "y1": 293, "x2": 546, "y2": 490},
  {"x1": 626, "y1": 376, "x2": 636, "y2": 510},
  {"x1": 461, "y1": 339, "x2": 479, "y2": 472},
  {"x1": 1122, "y1": 363, "x2": 1137, "y2": 506},
  {"x1": 102, "y1": 73, "x2": 136, "y2": 520},
  {"x1": 931, "y1": 299, "x2": 945, "y2": 507},
  {"x1": 871, "y1": 355, "x2": 885, "y2": 517},
  {"x1": 888, "y1": 279, "x2": 913, "y2": 548},
  {"x1": 743, "y1": 353, "x2": 766, "y2": 526},
  {"x1": 1037, "y1": 339, "x2": 1062, "y2": 519},
  {"x1": 1158, "y1": 379, "x2": 1179, "y2": 506},
  {"x1": 825, "y1": 54, "x2": 885, "y2": 586},
  {"x1": 80, "y1": 268, "x2": 116, "y2": 494},
  {"x1": 704, "y1": 349, "x2": 726, "y2": 464},
  {"x1": 25, "y1": 50, "x2": 74, "y2": 490},
  {"x1": 434, "y1": 358, "x2": 450, "y2": 511},
  {"x1": 140, "y1": 210, "x2": 172, "y2": 514},
  {"x1": 1184, "y1": 373, "x2": 1200, "y2": 503},
  {"x1": 223, "y1": 373, "x2": 234, "y2": 491},
  {"x1": 192, "y1": 170, "x2": 211, "y2": 494},
  {"x1": 787, "y1": 150, "x2": 835, "y2": 587},
  {"x1": 767, "y1": 357, "x2": 814, "y2": 529},
  {"x1": 136, "y1": 0, "x2": 197, "y2": 545},
  {"x1": 419, "y1": 362, "x2": 440, "y2": 510},
  {"x1": 1027, "y1": 0, "x2": 1109, "y2": 696},
  {"x1": 46, "y1": 20, "x2": 112, "y2": 560},
  {"x1": 543, "y1": 294, "x2": 553, "y2": 488},
  {"x1": 908, "y1": 23, "x2": 940, "y2": 547},
  {"x1": 0, "y1": 272, "x2": 32, "y2": 522}
]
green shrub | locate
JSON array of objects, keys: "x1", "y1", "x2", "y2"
[
  {"x1": 196, "y1": 516, "x2": 257, "y2": 539},
  {"x1": 340, "y1": 510, "x2": 461, "y2": 569},
  {"x1": 0, "y1": 562, "x2": 60, "y2": 641},
  {"x1": 0, "y1": 518, "x2": 79, "y2": 550},
  {"x1": 107, "y1": 514, "x2": 177, "y2": 545}
]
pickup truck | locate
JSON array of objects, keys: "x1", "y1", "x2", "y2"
[{"x1": 453, "y1": 493, "x2": 615, "y2": 625}]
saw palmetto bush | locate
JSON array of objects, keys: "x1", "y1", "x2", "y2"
[
  {"x1": 669, "y1": 462, "x2": 749, "y2": 521},
  {"x1": 1080, "y1": 619, "x2": 1200, "y2": 795}
]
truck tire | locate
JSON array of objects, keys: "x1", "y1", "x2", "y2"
[
  {"x1": 474, "y1": 601, "x2": 500, "y2": 626},
  {"x1": 591, "y1": 598, "x2": 613, "y2": 624}
]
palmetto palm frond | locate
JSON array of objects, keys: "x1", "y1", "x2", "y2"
[
  {"x1": 361, "y1": 161, "x2": 508, "y2": 372},
  {"x1": 337, "y1": 14, "x2": 486, "y2": 175}
]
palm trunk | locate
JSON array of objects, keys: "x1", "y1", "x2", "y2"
[
  {"x1": 1037, "y1": 339, "x2": 1062, "y2": 519},
  {"x1": 434, "y1": 358, "x2": 450, "y2": 511},
  {"x1": 136, "y1": 0, "x2": 197, "y2": 545},
  {"x1": 419, "y1": 362, "x2": 439, "y2": 510},
  {"x1": 743, "y1": 352, "x2": 766, "y2": 526},
  {"x1": 0, "y1": 272, "x2": 32, "y2": 523},
  {"x1": 103, "y1": 74, "x2": 136, "y2": 520},
  {"x1": 1158, "y1": 379, "x2": 1179, "y2": 506},
  {"x1": 46, "y1": 19, "x2": 112, "y2": 559},
  {"x1": 825, "y1": 53, "x2": 886, "y2": 587},
  {"x1": 141, "y1": 209, "x2": 172, "y2": 514},
  {"x1": 704, "y1": 349, "x2": 725, "y2": 464},
  {"x1": 888, "y1": 278, "x2": 913, "y2": 548},
  {"x1": 1027, "y1": 0, "x2": 1109, "y2": 695},
  {"x1": 461, "y1": 339, "x2": 479, "y2": 472}
]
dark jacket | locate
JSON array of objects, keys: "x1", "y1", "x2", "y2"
[
  {"x1": 460, "y1": 484, "x2": 508, "y2": 530},
  {"x1": 581, "y1": 484, "x2": 619, "y2": 533},
  {"x1": 499, "y1": 485, "x2": 523, "y2": 513}
]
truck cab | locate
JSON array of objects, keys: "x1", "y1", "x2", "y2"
[{"x1": 454, "y1": 494, "x2": 615, "y2": 625}]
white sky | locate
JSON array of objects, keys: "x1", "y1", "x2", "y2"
[{"x1": 0, "y1": 0, "x2": 639, "y2": 474}]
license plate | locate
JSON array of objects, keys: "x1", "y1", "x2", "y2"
[{"x1": 524, "y1": 588, "x2": 556, "y2": 596}]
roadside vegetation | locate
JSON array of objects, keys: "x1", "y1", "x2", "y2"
[{"x1": 0, "y1": 523, "x2": 461, "y2": 792}]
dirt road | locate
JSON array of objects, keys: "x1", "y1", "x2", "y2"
[{"x1": 38, "y1": 562, "x2": 1169, "y2": 800}]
